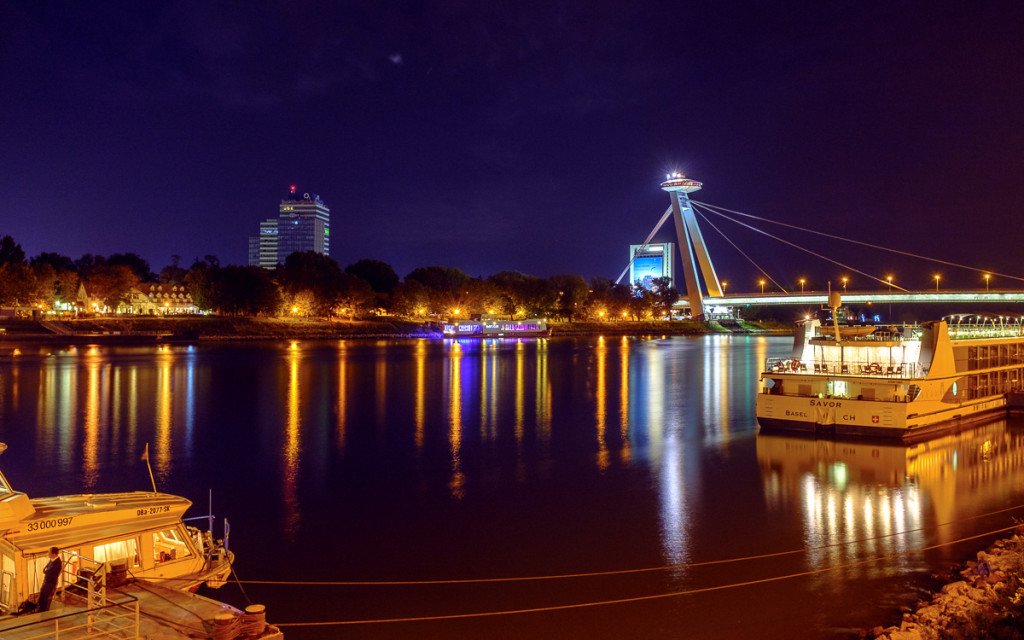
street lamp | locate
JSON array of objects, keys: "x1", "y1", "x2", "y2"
[
  {"x1": 934, "y1": 275, "x2": 940, "y2": 292},
  {"x1": 985, "y1": 274, "x2": 991, "y2": 291},
  {"x1": 887, "y1": 275, "x2": 893, "y2": 291},
  {"x1": 759, "y1": 279, "x2": 765, "y2": 294},
  {"x1": 842, "y1": 277, "x2": 848, "y2": 292},
  {"x1": 722, "y1": 281, "x2": 728, "y2": 294},
  {"x1": 799, "y1": 278, "x2": 805, "y2": 293}
]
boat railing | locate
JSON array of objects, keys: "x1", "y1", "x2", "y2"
[
  {"x1": 2, "y1": 564, "x2": 140, "y2": 640},
  {"x1": 764, "y1": 357, "x2": 920, "y2": 378}
]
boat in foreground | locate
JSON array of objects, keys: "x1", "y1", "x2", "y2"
[
  {"x1": 756, "y1": 311, "x2": 1024, "y2": 441},
  {"x1": 0, "y1": 443, "x2": 232, "y2": 616},
  {"x1": 442, "y1": 315, "x2": 550, "y2": 339}
]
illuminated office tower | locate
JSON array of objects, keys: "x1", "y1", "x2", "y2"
[{"x1": 249, "y1": 186, "x2": 330, "y2": 267}]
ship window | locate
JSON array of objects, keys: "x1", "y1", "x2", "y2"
[
  {"x1": 93, "y1": 538, "x2": 140, "y2": 568},
  {"x1": 153, "y1": 528, "x2": 192, "y2": 563}
]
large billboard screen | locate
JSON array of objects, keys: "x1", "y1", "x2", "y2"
[{"x1": 632, "y1": 255, "x2": 664, "y2": 289}]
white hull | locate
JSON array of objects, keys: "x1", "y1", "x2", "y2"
[{"x1": 756, "y1": 316, "x2": 1024, "y2": 441}]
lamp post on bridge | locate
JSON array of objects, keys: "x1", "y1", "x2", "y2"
[
  {"x1": 887, "y1": 275, "x2": 893, "y2": 291},
  {"x1": 934, "y1": 275, "x2": 940, "y2": 292},
  {"x1": 842, "y1": 277, "x2": 848, "y2": 292},
  {"x1": 799, "y1": 278, "x2": 805, "y2": 293},
  {"x1": 759, "y1": 279, "x2": 765, "y2": 294},
  {"x1": 985, "y1": 274, "x2": 990, "y2": 292}
]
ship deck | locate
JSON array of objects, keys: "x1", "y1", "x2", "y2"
[{"x1": 0, "y1": 581, "x2": 281, "y2": 639}]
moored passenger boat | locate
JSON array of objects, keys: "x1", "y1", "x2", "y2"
[
  {"x1": 756, "y1": 313, "x2": 1024, "y2": 441},
  {"x1": 0, "y1": 444, "x2": 232, "y2": 615},
  {"x1": 442, "y1": 315, "x2": 550, "y2": 338}
]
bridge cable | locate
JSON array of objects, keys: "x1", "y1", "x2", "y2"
[
  {"x1": 691, "y1": 202, "x2": 909, "y2": 291},
  {"x1": 271, "y1": 522, "x2": 1022, "y2": 627},
  {"x1": 233, "y1": 502, "x2": 1024, "y2": 586},
  {"x1": 614, "y1": 206, "x2": 673, "y2": 285},
  {"x1": 692, "y1": 206, "x2": 789, "y2": 294},
  {"x1": 693, "y1": 200, "x2": 1024, "y2": 284}
]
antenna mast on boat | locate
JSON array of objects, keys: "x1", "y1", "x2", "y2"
[{"x1": 142, "y1": 443, "x2": 158, "y2": 494}]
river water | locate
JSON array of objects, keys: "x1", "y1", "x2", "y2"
[{"x1": 1, "y1": 335, "x2": 1023, "y2": 639}]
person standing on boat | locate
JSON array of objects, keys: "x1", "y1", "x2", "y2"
[{"x1": 37, "y1": 547, "x2": 61, "y2": 612}]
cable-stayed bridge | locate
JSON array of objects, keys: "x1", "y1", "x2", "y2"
[{"x1": 621, "y1": 175, "x2": 1024, "y2": 318}]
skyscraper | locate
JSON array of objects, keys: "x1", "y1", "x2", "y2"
[{"x1": 249, "y1": 186, "x2": 331, "y2": 268}]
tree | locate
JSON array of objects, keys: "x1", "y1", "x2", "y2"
[
  {"x1": 30, "y1": 252, "x2": 75, "y2": 272},
  {"x1": 107, "y1": 253, "x2": 153, "y2": 281},
  {"x1": 0, "y1": 236, "x2": 26, "y2": 265},
  {"x1": 0, "y1": 262, "x2": 35, "y2": 306},
  {"x1": 389, "y1": 279, "x2": 430, "y2": 316},
  {"x1": 277, "y1": 251, "x2": 348, "y2": 317},
  {"x1": 212, "y1": 266, "x2": 280, "y2": 316},
  {"x1": 333, "y1": 273, "x2": 376, "y2": 317},
  {"x1": 406, "y1": 266, "x2": 471, "y2": 314},
  {"x1": 488, "y1": 271, "x2": 558, "y2": 317},
  {"x1": 651, "y1": 276, "x2": 680, "y2": 316},
  {"x1": 345, "y1": 259, "x2": 399, "y2": 293},
  {"x1": 548, "y1": 274, "x2": 590, "y2": 321},
  {"x1": 585, "y1": 277, "x2": 633, "y2": 320},
  {"x1": 82, "y1": 264, "x2": 139, "y2": 310},
  {"x1": 159, "y1": 254, "x2": 187, "y2": 283}
]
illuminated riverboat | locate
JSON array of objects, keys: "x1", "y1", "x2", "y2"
[
  {"x1": 441, "y1": 316, "x2": 550, "y2": 339},
  {"x1": 756, "y1": 312, "x2": 1024, "y2": 441},
  {"x1": 0, "y1": 444, "x2": 232, "y2": 615}
]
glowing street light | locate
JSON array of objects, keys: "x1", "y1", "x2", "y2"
[
  {"x1": 721, "y1": 281, "x2": 728, "y2": 294},
  {"x1": 985, "y1": 274, "x2": 991, "y2": 291},
  {"x1": 887, "y1": 275, "x2": 893, "y2": 291},
  {"x1": 759, "y1": 279, "x2": 765, "y2": 294},
  {"x1": 799, "y1": 278, "x2": 805, "y2": 293},
  {"x1": 841, "y1": 277, "x2": 848, "y2": 292},
  {"x1": 934, "y1": 275, "x2": 940, "y2": 292}
]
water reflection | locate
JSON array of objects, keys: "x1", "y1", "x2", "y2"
[
  {"x1": 283, "y1": 343, "x2": 302, "y2": 539},
  {"x1": 447, "y1": 342, "x2": 465, "y2": 499},
  {"x1": 757, "y1": 419, "x2": 1024, "y2": 584}
]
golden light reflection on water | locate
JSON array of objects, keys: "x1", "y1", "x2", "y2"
[
  {"x1": 758, "y1": 420, "x2": 1024, "y2": 586},
  {"x1": 414, "y1": 341, "x2": 425, "y2": 451},
  {"x1": 82, "y1": 350, "x2": 102, "y2": 490},
  {"x1": 283, "y1": 343, "x2": 302, "y2": 539},
  {"x1": 154, "y1": 346, "x2": 173, "y2": 482},
  {"x1": 337, "y1": 342, "x2": 348, "y2": 454},
  {"x1": 448, "y1": 342, "x2": 465, "y2": 500},
  {"x1": 535, "y1": 339, "x2": 550, "y2": 442},
  {"x1": 595, "y1": 337, "x2": 609, "y2": 472},
  {"x1": 619, "y1": 337, "x2": 631, "y2": 463}
]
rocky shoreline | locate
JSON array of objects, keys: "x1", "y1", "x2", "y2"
[{"x1": 868, "y1": 532, "x2": 1024, "y2": 640}]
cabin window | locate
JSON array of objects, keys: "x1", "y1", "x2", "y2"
[
  {"x1": 153, "y1": 528, "x2": 191, "y2": 563},
  {"x1": 93, "y1": 539, "x2": 140, "y2": 568},
  {"x1": 828, "y1": 380, "x2": 849, "y2": 398}
]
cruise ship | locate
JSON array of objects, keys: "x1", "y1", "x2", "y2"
[{"x1": 756, "y1": 311, "x2": 1024, "y2": 441}]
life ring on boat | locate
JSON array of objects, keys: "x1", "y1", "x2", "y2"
[
  {"x1": 868, "y1": 363, "x2": 881, "y2": 374},
  {"x1": 790, "y1": 359, "x2": 801, "y2": 371}
]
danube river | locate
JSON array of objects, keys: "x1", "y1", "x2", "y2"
[{"x1": 1, "y1": 336, "x2": 1023, "y2": 639}]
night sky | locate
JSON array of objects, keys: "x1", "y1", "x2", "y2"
[{"x1": 3, "y1": 2, "x2": 1023, "y2": 291}]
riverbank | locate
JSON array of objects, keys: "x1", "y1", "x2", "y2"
[
  {"x1": 868, "y1": 531, "x2": 1024, "y2": 640},
  {"x1": 0, "y1": 316, "x2": 790, "y2": 342}
]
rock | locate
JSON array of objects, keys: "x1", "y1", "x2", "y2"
[{"x1": 871, "y1": 625, "x2": 886, "y2": 637}]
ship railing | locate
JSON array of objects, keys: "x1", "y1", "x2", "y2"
[
  {"x1": 3, "y1": 554, "x2": 140, "y2": 640},
  {"x1": 764, "y1": 357, "x2": 919, "y2": 378}
]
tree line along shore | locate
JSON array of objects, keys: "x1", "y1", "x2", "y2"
[{"x1": 0, "y1": 316, "x2": 789, "y2": 342}]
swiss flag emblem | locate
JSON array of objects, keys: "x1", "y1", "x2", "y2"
[{"x1": 872, "y1": 415, "x2": 880, "y2": 424}]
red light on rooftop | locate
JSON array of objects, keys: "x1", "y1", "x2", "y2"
[{"x1": 290, "y1": 185, "x2": 296, "y2": 192}]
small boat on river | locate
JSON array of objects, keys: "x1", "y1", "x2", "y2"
[
  {"x1": 756, "y1": 302, "x2": 1024, "y2": 441},
  {"x1": 0, "y1": 443, "x2": 232, "y2": 616},
  {"x1": 441, "y1": 315, "x2": 550, "y2": 339}
]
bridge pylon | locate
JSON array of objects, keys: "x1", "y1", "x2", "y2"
[{"x1": 661, "y1": 173, "x2": 722, "y2": 320}]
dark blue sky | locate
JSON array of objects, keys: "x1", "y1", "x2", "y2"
[{"x1": 3, "y1": 1, "x2": 1023, "y2": 291}]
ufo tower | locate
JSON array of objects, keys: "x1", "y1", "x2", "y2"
[{"x1": 661, "y1": 173, "x2": 722, "y2": 319}]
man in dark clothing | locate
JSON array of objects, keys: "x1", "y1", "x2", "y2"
[{"x1": 37, "y1": 547, "x2": 61, "y2": 612}]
